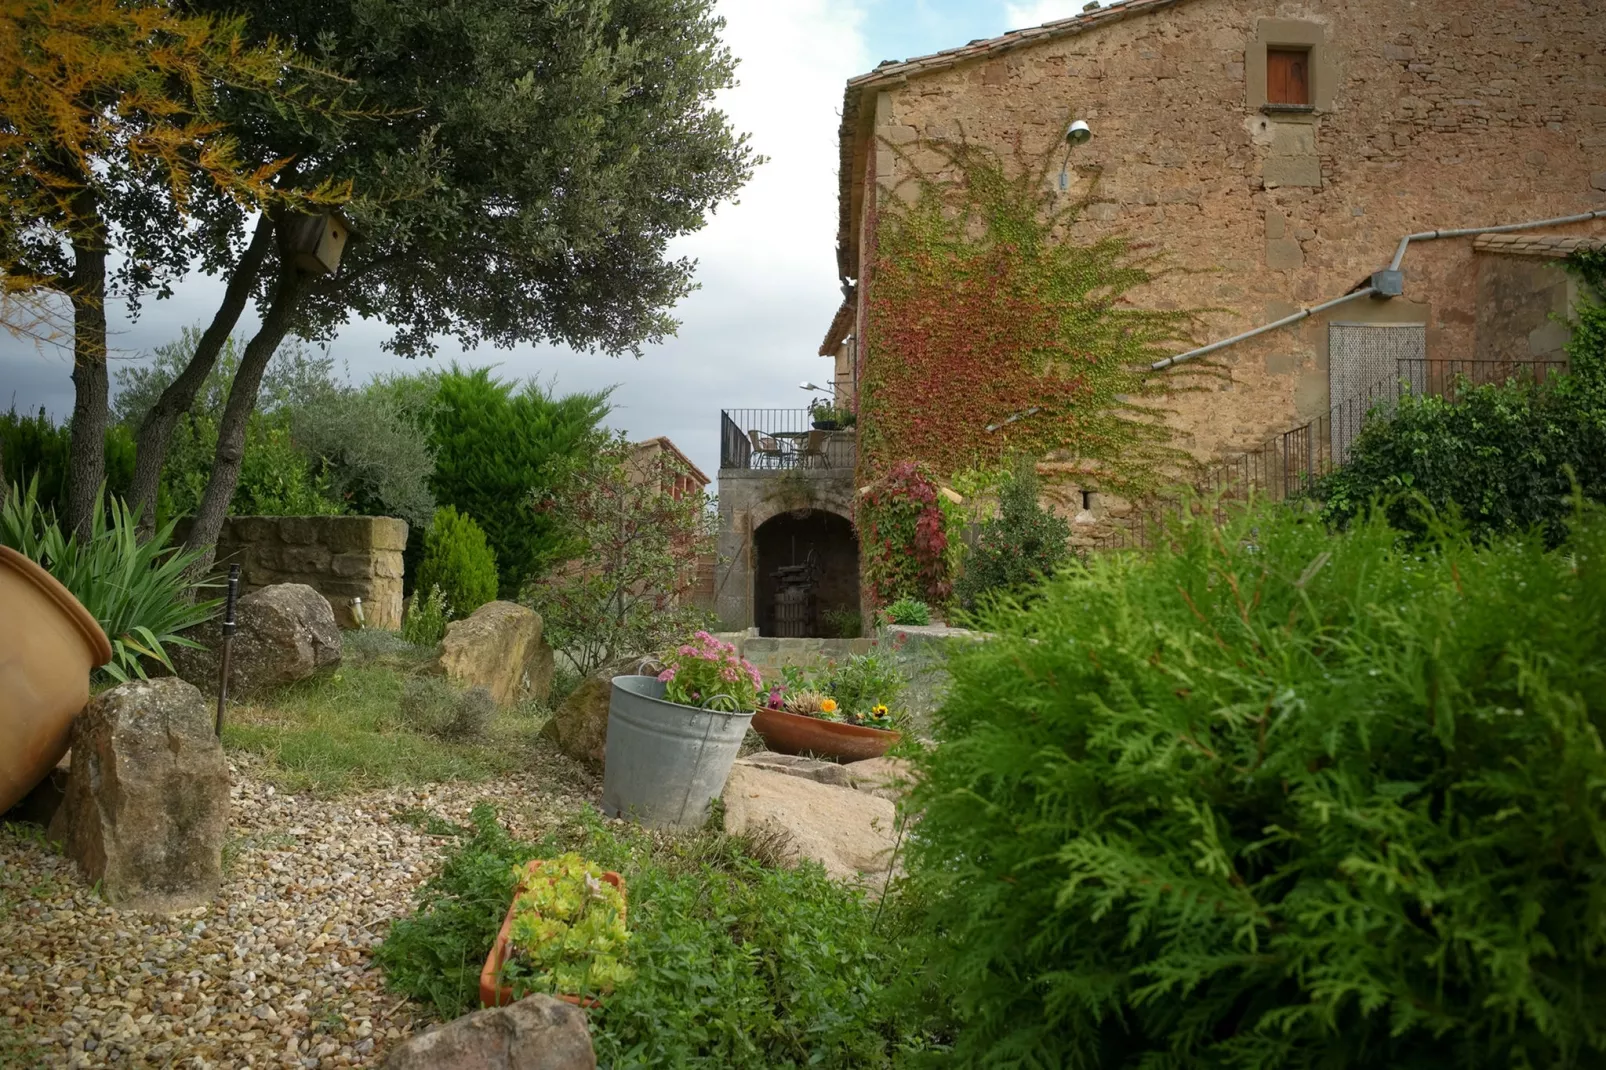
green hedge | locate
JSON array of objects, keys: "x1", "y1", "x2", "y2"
[
  {"x1": 1315, "y1": 301, "x2": 1606, "y2": 545},
  {"x1": 906, "y1": 500, "x2": 1606, "y2": 1067},
  {"x1": 414, "y1": 505, "x2": 498, "y2": 621}
]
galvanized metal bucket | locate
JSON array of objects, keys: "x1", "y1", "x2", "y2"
[{"x1": 601, "y1": 675, "x2": 754, "y2": 829}]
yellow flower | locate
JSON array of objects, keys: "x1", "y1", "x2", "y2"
[
  {"x1": 871, "y1": 704, "x2": 889, "y2": 719},
  {"x1": 820, "y1": 698, "x2": 838, "y2": 713}
]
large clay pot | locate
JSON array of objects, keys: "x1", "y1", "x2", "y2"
[
  {"x1": 0, "y1": 545, "x2": 113, "y2": 813},
  {"x1": 751, "y1": 707, "x2": 900, "y2": 762}
]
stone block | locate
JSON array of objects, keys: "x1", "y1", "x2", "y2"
[
  {"x1": 1262, "y1": 156, "x2": 1321, "y2": 188},
  {"x1": 381, "y1": 995, "x2": 594, "y2": 1070},
  {"x1": 277, "y1": 517, "x2": 319, "y2": 545},
  {"x1": 52, "y1": 679, "x2": 229, "y2": 913},
  {"x1": 331, "y1": 552, "x2": 375, "y2": 579},
  {"x1": 279, "y1": 545, "x2": 332, "y2": 574},
  {"x1": 172, "y1": 583, "x2": 342, "y2": 696},
  {"x1": 433, "y1": 601, "x2": 545, "y2": 708},
  {"x1": 1085, "y1": 202, "x2": 1120, "y2": 221},
  {"x1": 369, "y1": 518, "x2": 410, "y2": 553},
  {"x1": 1592, "y1": 172, "x2": 1606, "y2": 192},
  {"x1": 1265, "y1": 237, "x2": 1305, "y2": 270},
  {"x1": 722, "y1": 765, "x2": 898, "y2": 888},
  {"x1": 1265, "y1": 209, "x2": 1286, "y2": 239},
  {"x1": 373, "y1": 554, "x2": 403, "y2": 580}
]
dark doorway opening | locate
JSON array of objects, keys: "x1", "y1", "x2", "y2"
[{"x1": 753, "y1": 510, "x2": 860, "y2": 638}]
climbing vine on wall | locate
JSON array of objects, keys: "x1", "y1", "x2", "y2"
[
  {"x1": 858, "y1": 460, "x2": 951, "y2": 609},
  {"x1": 859, "y1": 130, "x2": 1208, "y2": 494}
]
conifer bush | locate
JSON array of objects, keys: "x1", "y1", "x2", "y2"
[
  {"x1": 415, "y1": 506, "x2": 498, "y2": 621},
  {"x1": 906, "y1": 500, "x2": 1606, "y2": 1068}
]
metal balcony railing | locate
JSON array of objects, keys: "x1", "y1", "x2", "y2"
[
  {"x1": 1112, "y1": 356, "x2": 1572, "y2": 549},
  {"x1": 720, "y1": 409, "x2": 856, "y2": 471}
]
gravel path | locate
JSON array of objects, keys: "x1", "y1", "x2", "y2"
[{"x1": 0, "y1": 757, "x2": 598, "y2": 1069}]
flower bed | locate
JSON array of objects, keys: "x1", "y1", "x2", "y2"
[{"x1": 479, "y1": 854, "x2": 630, "y2": 1008}]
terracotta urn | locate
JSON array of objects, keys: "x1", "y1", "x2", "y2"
[
  {"x1": 0, "y1": 546, "x2": 112, "y2": 814},
  {"x1": 480, "y1": 862, "x2": 627, "y2": 1010},
  {"x1": 751, "y1": 707, "x2": 901, "y2": 763}
]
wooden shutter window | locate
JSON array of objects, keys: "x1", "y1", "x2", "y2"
[{"x1": 1267, "y1": 48, "x2": 1311, "y2": 106}]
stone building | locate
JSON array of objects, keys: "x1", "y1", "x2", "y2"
[{"x1": 819, "y1": 0, "x2": 1606, "y2": 525}]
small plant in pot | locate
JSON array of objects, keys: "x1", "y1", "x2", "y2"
[
  {"x1": 754, "y1": 653, "x2": 905, "y2": 762},
  {"x1": 480, "y1": 853, "x2": 632, "y2": 1009},
  {"x1": 809, "y1": 399, "x2": 855, "y2": 431},
  {"x1": 601, "y1": 631, "x2": 763, "y2": 828}
]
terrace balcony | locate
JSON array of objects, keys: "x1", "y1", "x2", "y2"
[{"x1": 719, "y1": 409, "x2": 856, "y2": 472}]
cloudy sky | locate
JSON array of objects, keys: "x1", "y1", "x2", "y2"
[{"x1": 0, "y1": 0, "x2": 1091, "y2": 480}]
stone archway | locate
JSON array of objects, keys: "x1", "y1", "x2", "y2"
[{"x1": 752, "y1": 509, "x2": 860, "y2": 638}]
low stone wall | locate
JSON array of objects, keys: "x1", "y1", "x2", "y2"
[{"x1": 183, "y1": 516, "x2": 408, "y2": 630}]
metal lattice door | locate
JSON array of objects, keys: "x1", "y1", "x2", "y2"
[{"x1": 1329, "y1": 323, "x2": 1425, "y2": 461}]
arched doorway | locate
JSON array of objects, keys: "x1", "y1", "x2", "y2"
[{"x1": 753, "y1": 509, "x2": 860, "y2": 638}]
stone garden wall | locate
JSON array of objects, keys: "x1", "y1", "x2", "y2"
[{"x1": 181, "y1": 516, "x2": 408, "y2": 630}]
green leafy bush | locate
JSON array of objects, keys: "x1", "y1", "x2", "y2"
[
  {"x1": 952, "y1": 458, "x2": 1070, "y2": 615},
  {"x1": 906, "y1": 499, "x2": 1606, "y2": 1067},
  {"x1": 415, "y1": 506, "x2": 498, "y2": 621},
  {"x1": 428, "y1": 367, "x2": 610, "y2": 595},
  {"x1": 289, "y1": 374, "x2": 438, "y2": 528},
  {"x1": 0, "y1": 478, "x2": 218, "y2": 681},
  {"x1": 1315, "y1": 303, "x2": 1606, "y2": 546},
  {"x1": 524, "y1": 434, "x2": 715, "y2": 675},
  {"x1": 400, "y1": 584, "x2": 450, "y2": 647},
  {"x1": 375, "y1": 806, "x2": 944, "y2": 1065},
  {"x1": 1, "y1": 407, "x2": 136, "y2": 518},
  {"x1": 879, "y1": 597, "x2": 931, "y2": 626}
]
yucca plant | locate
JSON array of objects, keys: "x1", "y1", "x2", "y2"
[{"x1": 1, "y1": 477, "x2": 220, "y2": 682}]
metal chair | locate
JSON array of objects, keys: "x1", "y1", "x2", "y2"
[
  {"x1": 796, "y1": 429, "x2": 829, "y2": 469},
  {"x1": 748, "y1": 428, "x2": 785, "y2": 469}
]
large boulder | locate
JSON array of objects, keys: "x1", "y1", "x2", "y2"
[
  {"x1": 50, "y1": 678, "x2": 229, "y2": 912},
  {"x1": 433, "y1": 601, "x2": 546, "y2": 708},
  {"x1": 382, "y1": 994, "x2": 594, "y2": 1070},
  {"x1": 541, "y1": 657, "x2": 643, "y2": 767},
  {"x1": 722, "y1": 764, "x2": 901, "y2": 888},
  {"x1": 172, "y1": 582, "x2": 341, "y2": 696},
  {"x1": 734, "y1": 751, "x2": 856, "y2": 789}
]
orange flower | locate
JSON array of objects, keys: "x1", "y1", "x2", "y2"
[{"x1": 820, "y1": 698, "x2": 838, "y2": 713}]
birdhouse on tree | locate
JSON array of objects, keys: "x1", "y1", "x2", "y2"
[{"x1": 280, "y1": 211, "x2": 356, "y2": 276}]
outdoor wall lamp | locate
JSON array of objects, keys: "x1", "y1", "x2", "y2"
[
  {"x1": 1059, "y1": 120, "x2": 1092, "y2": 190},
  {"x1": 800, "y1": 381, "x2": 836, "y2": 395}
]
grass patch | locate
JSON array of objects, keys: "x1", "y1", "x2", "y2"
[
  {"x1": 222, "y1": 637, "x2": 567, "y2": 796},
  {"x1": 374, "y1": 806, "x2": 948, "y2": 1067},
  {"x1": 0, "y1": 1021, "x2": 46, "y2": 1070}
]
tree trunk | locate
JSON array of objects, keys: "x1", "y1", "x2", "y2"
[
  {"x1": 183, "y1": 264, "x2": 308, "y2": 574},
  {"x1": 128, "y1": 215, "x2": 275, "y2": 532},
  {"x1": 64, "y1": 196, "x2": 109, "y2": 540}
]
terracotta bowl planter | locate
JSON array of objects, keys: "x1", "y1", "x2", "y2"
[
  {"x1": 751, "y1": 707, "x2": 901, "y2": 763},
  {"x1": 479, "y1": 862, "x2": 626, "y2": 1010},
  {"x1": 0, "y1": 545, "x2": 112, "y2": 814}
]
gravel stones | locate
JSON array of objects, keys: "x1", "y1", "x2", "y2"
[{"x1": 1, "y1": 758, "x2": 597, "y2": 1068}]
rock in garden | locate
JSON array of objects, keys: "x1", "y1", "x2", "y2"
[
  {"x1": 51, "y1": 678, "x2": 229, "y2": 912},
  {"x1": 434, "y1": 601, "x2": 546, "y2": 708},
  {"x1": 845, "y1": 756, "x2": 917, "y2": 801},
  {"x1": 172, "y1": 582, "x2": 341, "y2": 695},
  {"x1": 525, "y1": 638, "x2": 555, "y2": 706},
  {"x1": 735, "y1": 751, "x2": 856, "y2": 789},
  {"x1": 722, "y1": 764, "x2": 901, "y2": 888},
  {"x1": 382, "y1": 994, "x2": 595, "y2": 1070},
  {"x1": 541, "y1": 657, "x2": 645, "y2": 767}
]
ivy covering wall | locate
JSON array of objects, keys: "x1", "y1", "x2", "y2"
[{"x1": 857, "y1": 133, "x2": 1204, "y2": 493}]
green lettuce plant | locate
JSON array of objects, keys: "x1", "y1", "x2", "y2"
[
  {"x1": 501, "y1": 853, "x2": 632, "y2": 999},
  {"x1": 0, "y1": 477, "x2": 219, "y2": 681}
]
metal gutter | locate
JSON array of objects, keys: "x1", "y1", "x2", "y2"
[{"x1": 1151, "y1": 207, "x2": 1606, "y2": 372}]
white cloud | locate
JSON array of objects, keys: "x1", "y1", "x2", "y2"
[
  {"x1": 1002, "y1": 0, "x2": 1095, "y2": 33},
  {"x1": 0, "y1": 0, "x2": 871, "y2": 482}
]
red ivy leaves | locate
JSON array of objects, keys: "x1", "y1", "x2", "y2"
[{"x1": 858, "y1": 461, "x2": 951, "y2": 609}]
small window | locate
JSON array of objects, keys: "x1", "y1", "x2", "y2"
[
  {"x1": 1081, "y1": 489, "x2": 1097, "y2": 512},
  {"x1": 1267, "y1": 48, "x2": 1311, "y2": 107}
]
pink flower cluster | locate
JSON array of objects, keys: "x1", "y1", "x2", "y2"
[{"x1": 658, "y1": 630, "x2": 763, "y2": 710}]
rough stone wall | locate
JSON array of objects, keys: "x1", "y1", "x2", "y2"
[
  {"x1": 202, "y1": 516, "x2": 408, "y2": 630},
  {"x1": 713, "y1": 468, "x2": 857, "y2": 631},
  {"x1": 857, "y1": 0, "x2": 1606, "y2": 469}
]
